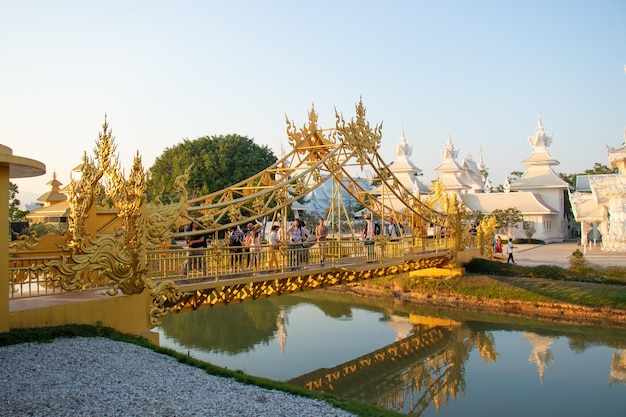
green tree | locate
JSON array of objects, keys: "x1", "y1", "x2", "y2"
[
  {"x1": 147, "y1": 134, "x2": 277, "y2": 202},
  {"x1": 9, "y1": 182, "x2": 27, "y2": 221},
  {"x1": 559, "y1": 162, "x2": 618, "y2": 186},
  {"x1": 493, "y1": 171, "x2": 524, "y2": 192},
  {"x1": 522, "y1": 221, "x2": 536, "y2": 243},
  {"x1": 492, "y1": 207, "x2": 523, "y2": 239}
]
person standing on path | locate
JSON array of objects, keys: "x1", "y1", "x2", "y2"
[{"x1": 507, "y1": 238, "x2": 516, "y2": 263}]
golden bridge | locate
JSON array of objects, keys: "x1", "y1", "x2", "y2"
[{"x1": 4, "y1": 99, "x2": 473, "y2": 336}]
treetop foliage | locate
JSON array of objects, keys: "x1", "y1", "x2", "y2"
[
  {"x1": 559, "y1": 162, "x2": 617, "y2": 186},
  {"x1": 9, "y1": 182, "x2": 27, "y2": 222},
  {"x1": 147, "y1": 134, "x2": 277, "y2": 203}
]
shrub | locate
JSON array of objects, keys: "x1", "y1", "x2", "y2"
[
  {"x1": 512, "y1": 238, "x2": 544, "y2": 245},
  {"x1": 465, "y1": 255, "x2": 626, "y2": 286},
  {"x1": 529, "y1": 265, "x2": 566, "y2": 280},
  {"x1": 598, "y1": 266, "x2": 626, "y2": 285},
  {"x1": 463, "y1": 258, "x2": 531, "y2": 277}
]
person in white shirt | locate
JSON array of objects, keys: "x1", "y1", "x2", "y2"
[
  {"x1": 388, "y1": 218, "x2": 400, "y2": 239},
  {"x1": 268, "y1": 225, "x2": 281, "y2": 270},
  {"x1": 507, "y1": 238, "x2": 516, "y2": 263}
]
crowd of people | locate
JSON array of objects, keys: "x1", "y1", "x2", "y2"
[
  {"x1": 180, "y1": 215, "x2": 405, "y2": 276},
  {"x1": 212, "y1": 218, "x2": 330, "y2": 274}
]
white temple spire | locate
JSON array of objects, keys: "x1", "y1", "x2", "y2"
[
  {"x1": 479, "y1": 145, "x2": 484, "y2": 168},
  {"x1": 394, "y1": 128, "x2": 412, "y2": 158},
  {"x1": 536, "y1": 113, "x2": 544, "y2": 135}
]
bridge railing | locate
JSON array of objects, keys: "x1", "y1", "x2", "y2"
[
  {"x1": 9, "y1": 235, "x2": 453, "y2": 299},
  {"x1": 9, "y1": 250, "x2": 112, "y2": 299},
  {"x1": 146, "y1": 235, "x2": 452, "y2": 283}
]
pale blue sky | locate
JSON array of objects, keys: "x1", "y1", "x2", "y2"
[{"x1": 2, "y1": 1, "x2": 625, "y2": 205}]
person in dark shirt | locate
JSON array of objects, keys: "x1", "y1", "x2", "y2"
[{"x1": 182, "y1": 221, "x2": 208, "y2": 276}]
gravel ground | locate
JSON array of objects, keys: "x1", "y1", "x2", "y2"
[{"x1": 0, "y1": 337, "x2": 356, "y2": 417}]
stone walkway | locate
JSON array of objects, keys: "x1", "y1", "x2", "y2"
[{"x1": 509, "y1": 241, "x2": 626, "y2": 268}]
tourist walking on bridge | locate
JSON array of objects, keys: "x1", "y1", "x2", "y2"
[
  {"x1": 287, "y1": 219, "x2": 308, "y2": 269},
  {"x1": 363, "y1": 213, "x2": 376, "y2": 262},
  {"x1": 182, "y1": 221, "x2": 208, "y2": 276},
  {"x1": 315, "y1": 217, "x2": 329, "y2": 263},
  {"x1": 268, "y1": 225, "x2": 281, "y2": 271}
]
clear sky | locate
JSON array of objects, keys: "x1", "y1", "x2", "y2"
[{"x1": 2, "y1": 1, "x2": 625, "y2": 206}]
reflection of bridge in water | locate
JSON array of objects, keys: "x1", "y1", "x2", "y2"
[
  {"x1": 7, "y1": 100, "x2": 462, "y2": 334},
  {"x1": 288, "y1": 316, "x2": 471, "y2": 415}
]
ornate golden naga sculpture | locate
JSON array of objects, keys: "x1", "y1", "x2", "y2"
[{"x1": 32, "y1": 117, "x2": 187, "y2": 295}]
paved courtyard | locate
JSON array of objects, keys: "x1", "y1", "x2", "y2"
[{"x1": 511, "y1": 240, "x2": 626, "y2": 268}]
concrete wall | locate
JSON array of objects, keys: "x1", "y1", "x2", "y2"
[{"x1": 9, "y1": 291, "x2": 156, "y2": 341}]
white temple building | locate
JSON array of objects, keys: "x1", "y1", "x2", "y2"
[
  {"x1": 508, "y1": 116, "x2": 570, "y2": 242},
  {"x1": 412, "y1": 117, "x2": 567, "y2": 242},
  {"x1": 434, "y1": 136, "x2": 485, "y2": 194},
  {"x1": 297, "y1": 116, "x2": 570, "y2": 243},
  {"x1": 569, "y1": 132, "x2": 626, "y2": 251}
]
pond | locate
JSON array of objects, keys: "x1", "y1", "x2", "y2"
[{"x1": 156, "y1": 290, "x2": 626, "y2": 416}]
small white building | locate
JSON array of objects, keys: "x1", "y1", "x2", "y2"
[{"x1": 569, "y1": 134, "x2": 626, "y2": 251}]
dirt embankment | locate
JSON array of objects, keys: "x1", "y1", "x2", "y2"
[{"x1": 329, "y1": 281, "x2": 626, "y2": 328}]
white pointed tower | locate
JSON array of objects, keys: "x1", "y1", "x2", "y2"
[
  {"x1": 460, "y1": 151, "x2": 487, "y2": 193},
  {"x1": 389, "y1": 128, "x2": 429, "y2": 194},
  {"x1": 434, "y1": 135, "x2": 472, "y2": 194},
  {"x1": 510, "y1": 116, "x2": 568, "y2": 242},
  {"x1": 369, "y1": 128, "x2": 429, "y2": 211}
]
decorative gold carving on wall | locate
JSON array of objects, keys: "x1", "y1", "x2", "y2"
[
  {"x1": 32, "y1": 117, "x2": 189, "y2": 296},
  {"x1": 478, "y1": 215, "x2": 498, "y2": 257}
]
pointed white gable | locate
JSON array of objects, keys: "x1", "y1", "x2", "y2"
[
  {"x1": 460, "y1": 151, "x2": 486, "y2": 192},
  {"x1": 511, "y1": 115, "x2": 568, "y2": 190},
  {"x1": 607, "y1": 129, "x2": 626, "y2": 173},
  {"x1": 434, "y1": 135, "x2": 472, "y2": 192},
  {"x1": 373, "y1": 129, "x2": 429, "y2": 195}
]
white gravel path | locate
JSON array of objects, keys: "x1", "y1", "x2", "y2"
[{"x1": 0, "y1": 337, "x2": 356, "y2": 417}]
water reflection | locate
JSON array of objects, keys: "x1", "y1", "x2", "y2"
[
  {"x1": 157, "y1": 291, "x2": 626, "y2": 416},
  {"x1": 523, "y1": 332, "x2": 555, "y2": 384}
]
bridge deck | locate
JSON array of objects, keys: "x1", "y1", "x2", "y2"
[{"x1": 9, "y1": 237, "x2": 454, "y2": 323}]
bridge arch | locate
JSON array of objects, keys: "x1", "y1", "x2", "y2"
[{"x1": 8, "y1": 100, "x2": 460, "y2": 332}]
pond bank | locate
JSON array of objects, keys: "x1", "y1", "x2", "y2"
[{"x1": 331, "y1": 276, "x2": 626, "y2": 329}]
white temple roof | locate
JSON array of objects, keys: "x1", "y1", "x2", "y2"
[
  {"x1": 569, "y1": 192, "x2": 604, "y2": 222},
  {"x1": 589, "y1": 174, "x2": 626, "y2": 206},
  {"x1": 511, "y1": 167, "x2": 569, "y2": 189},
  {"x1": 463, "y1": 191, "x2": 557, "y2": 215}
]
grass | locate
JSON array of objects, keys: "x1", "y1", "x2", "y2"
[
  {"x1": 398, "y1": 274, "x2": 626, "y2": 309},
  {"x1": 0, "y1": 324, "x2": 404, "y2": 417},
  {"x1": 464, "y1": 254, "x2": 626, "y2": 286},
  {"x1": 362, "y1": 254, "x2": 626, "y2": 310}
]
